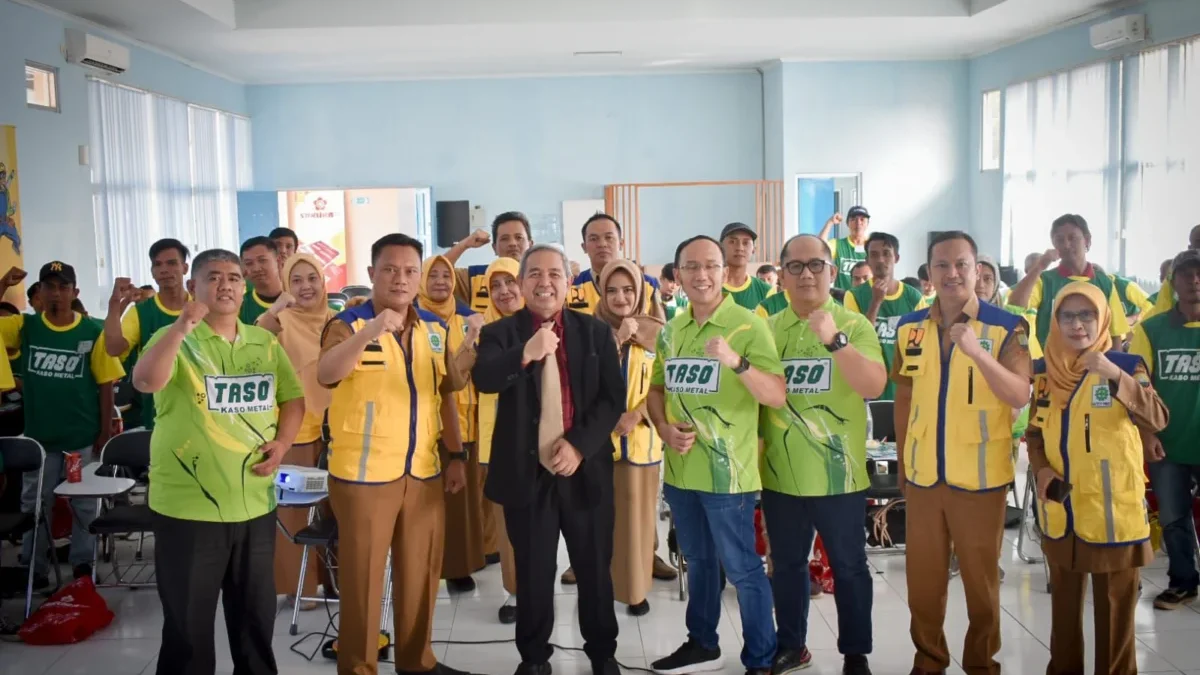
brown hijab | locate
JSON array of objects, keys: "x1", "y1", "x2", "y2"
[{"x1": 595, "y1": 259, "x2": 664, "y2": 351}]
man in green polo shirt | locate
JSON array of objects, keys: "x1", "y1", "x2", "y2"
[
  {"x1": 720, "y1": 222, "x2": 775, "y2": 310},
  {"x1": 1133, "y1": 250, "x2": 1200, "y2": 611},
  {"x1": 760, "y1": 234, "x2": 886, "y2": 675},
  {"x1": 648, "y1": 235, "x2": 786, "y2": 675},
  {"x1": 239, "y1": 236, "x2": 285, "y2": 325},
  {"x1": 132, "y1": 248, "x2": 304, "y2": 675}
]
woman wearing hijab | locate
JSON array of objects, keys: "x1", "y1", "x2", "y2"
[
  {"x1": 419, "y1": 256, "x2": 486, "y2": 592},
  {"x1": 257, "y1": 253, "x2": 336, "y2": 610},
  {"x1": 473, "y1": 257, "x2": 525, "y2": 624},
  {"x1": 1028, "y1": 281, "x2": 1168, "y2": 675},
  {"x1": 593, "y1": 259, "x2": 665, "y2": 616}
]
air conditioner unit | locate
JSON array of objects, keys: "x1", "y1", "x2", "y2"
[
  {"x1": 65, "y1": 29, "x2": 130, "y2": 74},
  {"x1": 1089, "y1": 14, "x2": 1146, "y2": 51}
]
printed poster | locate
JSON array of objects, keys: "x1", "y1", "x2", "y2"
[
  {"x1": 0, "y1": 126, "x2": 23, "y2": 309},
  {"x1": 284, "y1": 190, "x2": 348, "y2": 291}
]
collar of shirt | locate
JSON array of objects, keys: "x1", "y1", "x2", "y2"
[
  {"x1": 193, "y1": 316, "x2": 271, "y2": 346},
  {"x1": 680, "y1": 294, "x2": 738, "y2": 329},
  {"x1": 928, "y1": 293, "x2": 981, "y2": 326},
  {"x1": 1055, "y1": 262, "x2": 1095, "y2": 279}
]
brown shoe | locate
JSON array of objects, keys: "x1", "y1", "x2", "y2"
[
  {"x1": 908, "y1": 669, "x2": 945, "y2": 675},
  {"x1": 560, "y1": 567, "x2": 577, "y2": 585},
  {"x1": 652, "y1": 555, "x2": 678, "y2": 581}
]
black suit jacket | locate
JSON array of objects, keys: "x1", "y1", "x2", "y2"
[{"x1": 473, "y1": 308, "x2": 625, "y2": 510}]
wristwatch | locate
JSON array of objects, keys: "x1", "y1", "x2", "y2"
[
  {"x1": 824, "y1": 332, "x2": 849, "y2": 353},
  {"x1": 732, "y1": 356, "x2": 751, "y2": 374},
  {"x1": 448, "y1": 451, "x2": 468, "y2": 462}
]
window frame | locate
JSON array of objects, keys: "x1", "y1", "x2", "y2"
[
  {"x1": 980, "y1": 89, "x2": 1002, "y2": 172},
  {"x1": 25, "y1": 61, "x2": 60, "y2": 113}
]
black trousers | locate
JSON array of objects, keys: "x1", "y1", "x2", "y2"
[
  {"x1": 504, "y1": 471, "x2": 618, "y2": 665},
  {"x1": 152, "y1": 510, "x2": 278, "y2": 675}
]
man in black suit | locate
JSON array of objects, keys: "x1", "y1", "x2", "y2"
[{"x1": 473, "y1": 243, "x2": 625, "y2": 675}]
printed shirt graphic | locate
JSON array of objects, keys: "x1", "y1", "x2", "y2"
[
  {"x1": 761, "y1": 298, "x2": 882, "y2": 496},
  {"x1": 1129, "y1": 311, "x2": 1200, "y2": 463},
  {"x1": 146, "y1": 319, "x2": 304, "y2": 523},
  {"x1": 652, "y1": 295, "x2": 783, "y2": 494},
  {"x1": 831, "y1": 238, "x2": 867, "y2": 290},
  {"x1": 844, "y1": 283, "x2": 927, "y2": 400}
]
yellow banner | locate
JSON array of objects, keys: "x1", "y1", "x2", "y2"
[{"x1": 0, "y1": 126, "x2": 24, "y2": 309}]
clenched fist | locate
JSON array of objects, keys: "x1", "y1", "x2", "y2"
[
  {"x1": 1, "y1": 266, "x2": 27, "y2": 289},
  {"x1": 808, "y1": 309, "x2": 837, "y2": 344},
  {"x1": 523, "y1": 323, "x2": 559, "y2": 364},
  {"x1": 367, "y1": 308, "x2": 406, "y2": 337},
  {"x1": 175, "y1": 301, "x2": 209, "y2": 335},
  {"x1": 109, "y1": 277, "x2": 137, "y2": 312},
  {"x1": 464, "y1": 313, "x2": 485, "y2": 342},
  {"x1": 948, "y1": 323, "x2": 983, "y2": 359},
  {"x1": 267, "y1": 291, "x2": 296, "y2": 316},
  {"x1": 465, "y1": 228, "x2": 491, "y2": 249},
  {"x1": 704, "y1": 336, "x2": 741, "y2": 370},
  {"x1": 616, "y1": 318, "x2": 639, "y2": 345}
]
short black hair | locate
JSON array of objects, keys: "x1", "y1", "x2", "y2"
[
  {"x1": 139, "y1": 284, "x2": 154, "y2": 291},
  {"x1": 491, "y1": 212, "x2": 531, "y2": 241},
  {"x1": 661, "y1": 262, "x2": 677, "y2": 282},
  {"x1": 778, "y1": 234, "x2": 832, "y2": 266},
  {"x1": 866, "y1": 232, "x2": 900, "y2": 256},
  {"x1": 1051, "y1": 213, "x2": 1091, "y2": 241},
  {"x1": 240, "y1": 236, "x2": 278, "y2": 257},
  {"x1": 149, "y1": 238, "x2": 191, "y2": 263},
  {"x1": 674, "y1": 235, "x2": 725, "y2": 268},
  {"x1": 371, "y1": 232, "x2": 424, "y2": 266},
  {"x1": 917, "y1": 264, "x2": 929, "y2": 281},
  {"x1": 901, "y1": 276, "x2": 922, "y2": 290},
  {"x1": 926, "y1": 230, "x2": 978, "y2": 264},
  {"x1": 581, "y1": 213, "x2": 622, "y2": 241},
  {"x1": 0, "y1": 301, "x2": 19, "y2": 315},
  {"x1": 26, "y1": 282, "x2": 40, "y2": 302},
  {"x1": 269, "y1": 227, "x2": 299, "y2": 246},
  {"x1": 756, "y1": 263, "x2": 777, "y2": 276},
  {"x1": 851, "y1": 261, "x2": 870, "y2": 273}
]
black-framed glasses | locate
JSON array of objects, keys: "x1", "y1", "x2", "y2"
[
  {"x1": 783, "y1": 259, "x2": 832, "y2": 275},
  {"x1": 1057, "y1": 309, "x2": 1099, "y2": 326}
]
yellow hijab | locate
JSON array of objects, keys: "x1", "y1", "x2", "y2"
[
  {"x1": 1044, "y1": 281, "x2": 1113, "y2": 408},
  {"x1": 595, "y1": 259, "x2": 664, "y2": 351},
  {"x1": 418, "y1": 256, "x2": 458, "y2": 321},
  {"x1": 275, "y1": 254, "x2": 335, "y2": 416},
  {"x1": 482, "y1": 257, "x2": 523, "y2": 324}
]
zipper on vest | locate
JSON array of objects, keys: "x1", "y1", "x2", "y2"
[
  {"x1": 1084, "y1": 414, "x2": 1092, "y2": 453},
  {"x1": 967, "y1": 366, "x2": 975, "y2": 405}
]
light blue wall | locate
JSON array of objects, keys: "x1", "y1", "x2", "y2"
[
  {"x1": 967, "y1": 0, "x2": 1200, "y2": 259},
  {"x1": 0, "y1": 0, "x2": 245, "y2": 310},
  {"x1": 779, "y1": 60, "x2": 970, "y2": 277},
  {"x1": 248, "y1": 73, "x2": 763, "y2": 267}
]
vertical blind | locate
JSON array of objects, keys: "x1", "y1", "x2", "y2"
[{"x1": 88, "y1": 78, "x2": 252, "y2": 286}]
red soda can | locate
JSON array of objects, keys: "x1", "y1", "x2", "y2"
[{"x1": 65, "y1": 452, "x2": 83, "y2": 483}]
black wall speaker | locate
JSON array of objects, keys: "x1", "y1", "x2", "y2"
[{"x1": 436, "y1": 200, "x2": 470, "y2": 248}]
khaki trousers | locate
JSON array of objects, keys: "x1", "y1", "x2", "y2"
[
  {"x1": 441, "y1": 445, "x2": 486, "y2": 579},
  {"x1": 329, "y1": 476, "x2": 445, "y2": 675},
  {"x1": 906, "y1": 484, "x2": 1007, "y2": 675},
  {"x1": 1047, "y1": 565, "x2": 1139, "y2": 675}
]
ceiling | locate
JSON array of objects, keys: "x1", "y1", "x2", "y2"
[{"x1": 30, "y1": 0, "x2": 1125, "y2": 83}]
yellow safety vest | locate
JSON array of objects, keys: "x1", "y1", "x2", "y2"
[
  {"x1": 1031, "y1": 353, "x2": 1150, "y2": 545},
  {"x1": 464, "y1": 265, "x2": 493, "y2": 314},
  {"x1": 326, "y1": 302, "x2": 448, "y2": 482},
  {"x1": 442, "y1": 307, "x2": 478, "y2": 444},
  {"x1": 568, "y1": 269, "x2": 659, "y2": 315},
  {"x1": 613, "y1": 342, "x2": 661, "y2": 465},
  {"x1": 895, "y1": 303, "x2": 1025, "y2": 491}
]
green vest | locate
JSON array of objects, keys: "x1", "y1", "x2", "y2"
[
  {"x1": 756, "y1": 292, "x2": 791, "y2": 318},
  {"x1": 131, "y1": 299, "x2": 182, "y2": 429},
  {"x1": 1035, "y1": 269, "x2": 1114, "y2": 347},
  {"x1": 847, "y1": 282, "x2": 926, "y2": 400},
  {"x1": 723, "y1": 276, "x2": 774, "y2": 311},
  {"x1": 1139, "y1": 311, "x2": 1200, "y2": 463},
  {"x1": 21, "y1": 316, "x2": 104, "y2": 450},
  {"x1": 1113, "y1": 275, "x2": 1138, "y2": 316},
  {"x1": 833, "y1": 238, "x2": 866, "y2": 290}
]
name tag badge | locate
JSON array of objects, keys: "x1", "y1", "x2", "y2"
[
  {"x1": 664, "y1": 357, "x2": 721, "y2": 395},
  {"x1": 782, "y1": 358, "x2": 833, "y2": 395},
  {"x1": 1091, "y1": 383, "x2": 1113, "y2": 408},
  {"x1": 204, "y1": 374, "x2": 277, "y2": 415},
  {"x1": 428, "y1": 332, "x2": 444, "y2": 353}
]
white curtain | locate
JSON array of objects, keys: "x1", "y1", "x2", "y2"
[
  {"x1": 1001, "y1": 61, "x2": 1119, "y2": 269},
  {"x1": 89, "y1": 78, "x2": 251, "y2": 286},
  {"x1": 1122, "y1": 37, "x2": 1200, "y2": 287}
]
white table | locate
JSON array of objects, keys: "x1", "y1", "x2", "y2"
[{"x1": 54, "y1": 462, "x2": 136, "y2": 499}]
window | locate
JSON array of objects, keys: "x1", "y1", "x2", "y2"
[
  {"x1": 87, "y1": 78, "x2": 252, "y2": 285},
  {"x1": 25, "y1": 62, "x2": 58, "y2": 112},
  {"x1": 981, "y1": 89, "x2": 1001, "y2": 171}
]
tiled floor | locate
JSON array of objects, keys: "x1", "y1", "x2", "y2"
[{"x1": 3, "y1": 508, "x2": 1200, "y2": 675}]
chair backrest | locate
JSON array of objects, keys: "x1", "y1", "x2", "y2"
[
  {"x1": 100, "y1": 429, "x2": 152, "y2": 471},
  {"x1": 0, "y1": 436, "x2": 45, "y2": 474},
  {"x1": 868, "y1": 400, "x2": 896, "y2": 442}
]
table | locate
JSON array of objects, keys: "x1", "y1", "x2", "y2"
[{"x1": 54, "y1": 462, "x2": 136, "y2": 499}]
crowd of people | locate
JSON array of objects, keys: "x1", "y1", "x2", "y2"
[{"x1": 1, "y1": 209, "x2": 1197, "y2": 675}]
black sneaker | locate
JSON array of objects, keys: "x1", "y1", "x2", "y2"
[
  {"x1": 842, "y1": 655, "x2": 871, "y2": 675},
  {"x1": 627, "y1": 600, "x2": 650, "y2": 617},
  {"x1": 1153, "y1": 587, "x2": 1199, "y2": 610},
  {"x1": 770, "y1": 648, "x2": 812, "y2": 675},
  {"x1": 446, "y1": 577, "x2": 477, "y2": 593},
  {"x1": 592, "y1": 658, "x2": 620, "y2": 675},
  {"x1": 498, "y1": 603, "x2": 518, "y2": 624},
  {"x1": 515, "y1": 663, "x2": 551, "y2": 675},
  {"x1": 651, "y1": 640, "x2": 723, "y2": 674}
]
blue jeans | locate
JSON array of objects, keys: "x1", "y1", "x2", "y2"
[
  {"x1": 761, "y1": 489, "x2": 872, "y2": 656},
  {"x1": 663, "y1": 484, "x2": 775, "y2": 670},
  {"x1": 1146, "y1": 459, "x2": 1200, "y2": 591},
  {"x1": 21, "y1": 448, "x2": 98, "y2": 576}
]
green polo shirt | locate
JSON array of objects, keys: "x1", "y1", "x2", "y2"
[
  {"x1": 652, "y1": 295, "x2": 784, "y2": 494},
  {"x1": 146, "y1": 319, "x2": 304, "y2": 523},
  {"x1": 760, "y1": 298, "x2": 882, "y2": 496}
]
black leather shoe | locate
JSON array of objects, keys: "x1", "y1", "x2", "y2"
[
  {"x1": 592, "y1": 658, "x2": 619, "y2": 675},
  {"x1": 446, "y1": 577, "x2": 476, "y2": 593},
  {"x1": 515, "y1": 663, "x2": 552, "y2": 675},
  {"x1": 485, "y1": 552, "x2": 501, "y2": 565},
  {"x1": 627, "y1": 600, "x2": 650, "y2": 617},
  {"x1": 843, "y1": 655, "x2": 872, "y2": 675},
  {"x1": 498, "y1": 604, "x2": 518, "y2": 624}
]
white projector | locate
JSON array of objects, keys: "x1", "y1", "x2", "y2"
[{"x1": 275, "y1": 465, "x2": 329, "y2": 493}]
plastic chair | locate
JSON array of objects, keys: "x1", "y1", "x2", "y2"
[
  {"x1": 0, "y1": 437, "x2": 61, "y2": 618},
  {"x1": 89, "y1": 429, "x2": 155, "y2": 588}
]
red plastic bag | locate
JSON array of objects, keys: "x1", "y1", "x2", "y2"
[
  {"x1": 18, "y1": 576, "x2": 114, "y2": 645},
  {"x1": 809, "y1": 536, "x2": 835, "y2": 595}
]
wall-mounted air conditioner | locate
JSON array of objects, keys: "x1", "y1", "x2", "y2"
[
  {"x1": 1089, "y1": 14, "x2": 1146, "y2": 51},
  {"x1": 65, "y1": 28, "x2": 130, "y2": 74}
]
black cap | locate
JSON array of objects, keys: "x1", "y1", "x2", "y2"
[
  {"x1": 720, "y1": 222, "x2": 757, "y2": 241},
  {"x1": 847, "y1": 206, "x2": 870, "y2": 220},
  {"x1": 39, "y1": 261, "x2": 77, "y2": 285},
  {"x1": 1172, "y1": 249, "x2": 1200, "y2": 276}
]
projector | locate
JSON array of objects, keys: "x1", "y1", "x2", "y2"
[{"x1": 276, "y1": 465, "x2": 329, "y2": 493}]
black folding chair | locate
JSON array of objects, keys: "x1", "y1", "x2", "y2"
[
  {"x1": 0, "y1": 437, "x2": 61, "y2": 618},
  {"x1": 282, "y1": 443, "x2": 339, "y2": 635},
  {"x1": 89, "y1": 429, "x2": 155, "y2": 588}
]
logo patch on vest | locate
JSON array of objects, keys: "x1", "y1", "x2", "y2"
[
  {"x1": 28, "y1": 347, "x2": 86, "y2": 380},
  {"x1": 428, "y1": 332, "x2": 444, "y2": 353},
  {"x1": 1091, "y1": 384, "x2": 1112, "y2": 408},
  {"x1": 204, "y1": 375, "x2": 276, "y2": 415},
  {"x1": 977, "y1": 338, "x2": 995, "y2": 354},
  {"x1": 1156, "y1": 349, "x2": 1200, "y2": 382},
  {"x1": 664, "y1": 358, "x2": 721, "y2": 395},
  {"x1": 782, "y1": 358, "x2": 833, "y2": 394},
  {"x1": 875, "y1": 316, "x2": 899, "y2": 342}
]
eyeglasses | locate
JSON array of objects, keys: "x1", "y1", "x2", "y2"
[
  {"x1": 679, "y1": 262, "x2": 724, "y2": 274},
  {"x1": 1057, "y1": 310, "x2": 1099, "y2": 326},
  {"x1": 783, "y1": 259, "x2": 832, "y2": 275}
]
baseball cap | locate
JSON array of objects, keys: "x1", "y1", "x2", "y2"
[
  {"x1": 1171, "y1": 249, "x2": 1200, "y2": 276},
  {"x1": 847, "y1": 206, "x2": 870, "y2": 220},
  {"x1": 720, "y1": 222, "x2": 757, "y2": 241},
  {"x1": 39, "y1": 261, "x2": 77, "y2": 285}
]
